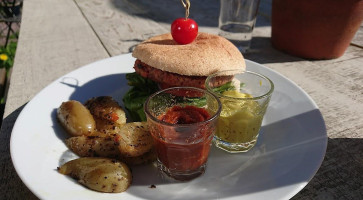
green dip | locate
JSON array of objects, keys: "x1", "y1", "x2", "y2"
[{"x1": 216, "y1": 90, "x2": 263, "y2": 144}]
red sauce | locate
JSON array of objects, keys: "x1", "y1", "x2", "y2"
[
  {"x1": 159, "y1": 106, "x2": 210, "y2": 124},
  {"x1": 150, "y1": 105, "x2": 214, "y2": 173}
]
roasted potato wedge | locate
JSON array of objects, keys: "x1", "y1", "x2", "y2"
[
  {"x1": 94, "y1": 117, "x2": 122, "y2": 135},
  {"x1": 66, "y1": 135, "x2": 120, "y2": 158},
  {"x1": 116, "y1": 122, "x2": 154, "y2": 157},
  {"x1": 85, "y1": 96, "x2": 126, "y2": 125},
  {"x1": 57, "y1": 100, "x2": 96, "y2": 136},
  {"x1": 58, "y1": 157, "x2": 132, "y2": 193},
  {"x1": 66, "y1": 134, "x2": 156, "y2": 165}
]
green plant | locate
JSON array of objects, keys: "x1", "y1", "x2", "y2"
[{"x1": 0, "y1": 41, "x2": 17, "y2": 76}]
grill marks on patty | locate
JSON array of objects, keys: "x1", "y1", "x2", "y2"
[{"x1": 133, "y1": 59, "x2": 232, "y2": 89}]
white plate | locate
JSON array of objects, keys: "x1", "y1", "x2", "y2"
[{"x1": 10, "y1": 53, "x2": 327, "y2": 200}]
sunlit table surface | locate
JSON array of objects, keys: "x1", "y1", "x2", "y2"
[{"x1": 0, "y1": 0, "x2": 362, "y2": 199}]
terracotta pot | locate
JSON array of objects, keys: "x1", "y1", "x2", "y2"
[{"x1": 271, "y1": 0, "x2": 363, "y2": 59}]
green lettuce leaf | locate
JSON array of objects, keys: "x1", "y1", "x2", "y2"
[
  {"x1": 185, "y1": 81, "x2": 236, "y2": 107},
  {"x1": 211, "y1": 81, "x2": 236, "y2": 95},
  {"x1": 122, "y1": 73, "x2": 159, "y2": 122}
]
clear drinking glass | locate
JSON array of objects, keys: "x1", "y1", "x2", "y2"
[
  {"x1": 205, "y1": 70, "x2": 274, "y2": 153},
  {"x1": 219, "y1": 0, "x2": 261, "y2": 52},
  {"x1": 144, "y1": 87, "x2": 222, "y2": 181}
]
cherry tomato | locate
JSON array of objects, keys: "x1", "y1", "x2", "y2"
[{"x1": 171, "y1": 18, "x2": 198, "y2": 44}]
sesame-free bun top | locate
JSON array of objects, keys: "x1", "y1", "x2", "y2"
[{"x1": 132, "y1": 32, "x2": 245, "y2": 76}]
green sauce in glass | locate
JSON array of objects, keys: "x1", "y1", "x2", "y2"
[{"x1": 216, "y1": 90, "x2": 263, "y2": 144}]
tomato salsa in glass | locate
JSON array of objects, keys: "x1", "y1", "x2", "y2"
[
  {"x1": 153, "y1": 106, "x2": 212, "y2": 172},
  {"x1": 145, "y1": 87, "x2": 221, "y2": 181}
]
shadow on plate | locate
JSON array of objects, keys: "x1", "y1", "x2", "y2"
[
  {"x1": 127, "y1": 109, "x2": 327, "y2": 200},
  {"x1": 63, "y1": 73, "x2": 129, "y2": 103}
]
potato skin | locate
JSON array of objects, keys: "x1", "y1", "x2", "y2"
[
  {"x1": 65, "y1": 135, "x2": 120, "y2": 158},
  {"x1": 85, "y1": 96, "x2": 126, "y2": 125},
  {"x1": 57, "y1": 100, "x2": 96, "y2": 136},
  {"x1": 66, "y1": 134, "x2": 156, "y2": 165},
  {"x1": 65, "y1": 122, "x2": 154, "y2": 158},
  {"x1": 116, "y1": 122, "x2": 154, "y2": 157},
  {"x1": 94, "y1": 117, "x2": 123, "y2": 135},
  {"x1": 58, "y1": 157, "x2": 132, "y2": 193},
  {"x1": 84, "y1": 96, "x2": 127, "y2": 135}
]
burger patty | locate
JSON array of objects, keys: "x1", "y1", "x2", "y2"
[{"x1": 134, "y1": 59, "x2": 231, "y2": 89}]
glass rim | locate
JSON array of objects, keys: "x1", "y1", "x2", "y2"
[
  {"x1": 144, "y1": 86, "x2": 222, "y2": 127},
  {"x1": 205, "y1": 70, "x2": 274, "y2": 101}
]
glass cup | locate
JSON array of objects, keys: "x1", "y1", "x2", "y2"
[
  {"x1": 144, "y1": 87, "x2": 222, "y2": 181},
  {"x1": 218, "y1": 0, "x2": 261, "y2": 53},
  {"x1": 205, "y1": 70, "x2": 274, "y2": 153}
]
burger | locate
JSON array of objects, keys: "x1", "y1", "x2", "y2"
[{"x1": 123, "y1": 32, "x2": 246, "y2": 121}]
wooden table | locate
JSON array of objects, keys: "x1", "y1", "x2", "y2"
[{"x1": 1, "y1": 0, "x2": 362, "y2": 199}]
